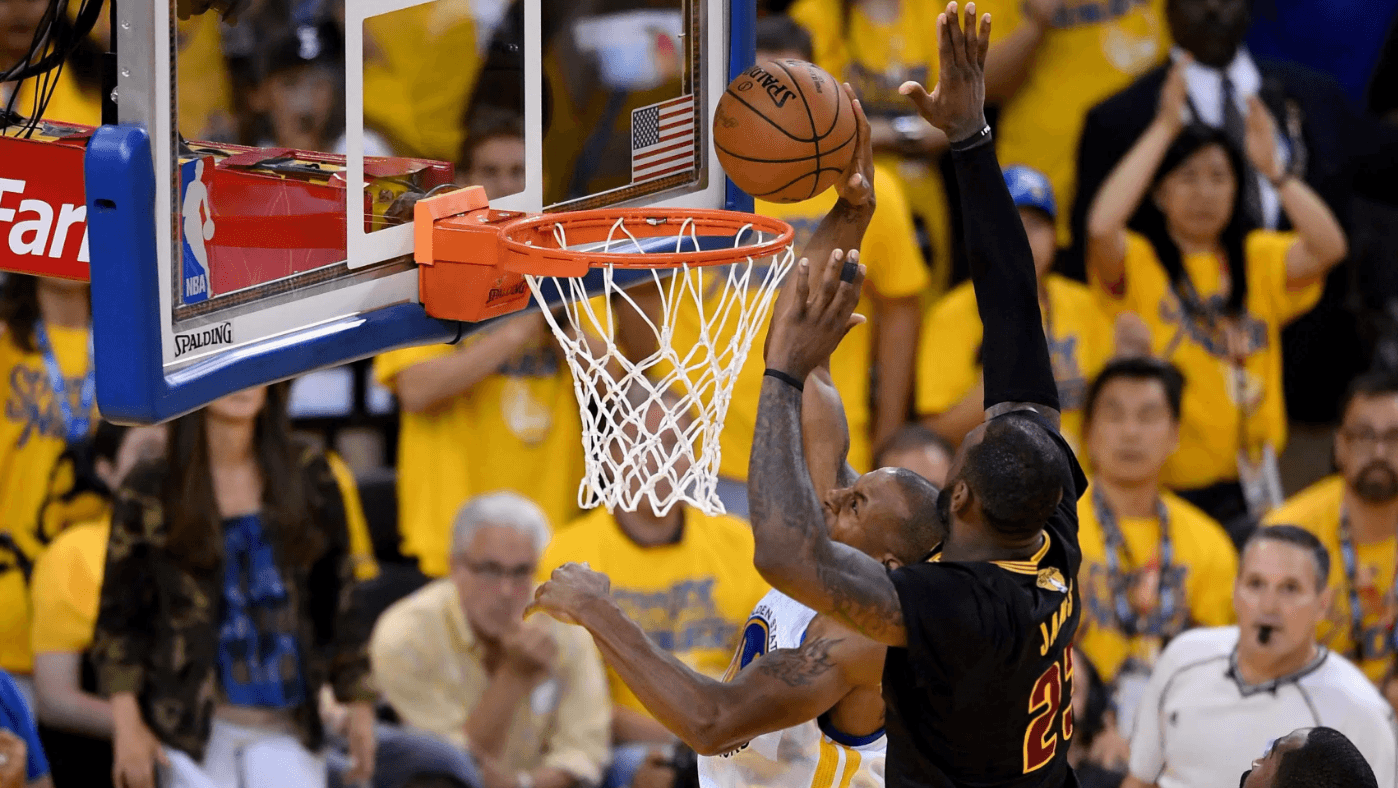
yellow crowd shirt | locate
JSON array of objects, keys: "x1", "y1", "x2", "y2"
[
  {"x1": 916, "y1": 274, "x2": 1113, "y2": 455},
  {"x1": 1263, "y1": 476, "x2": 1394, "y2": 683},
  {"x1": 0, "y1": 325, "x2": 95, "y2": 674},
  {"x1": 1092, "y1": 231, "x2": 1320, "y2": 490},
  {"x1": 974, "y1": 0, "x2": 1169, "y2": 245},
  {"x1": 667, "y1": 167, "x2": 926, "y2": 480},
  {"x1": 375, "y1": 338, "x2": 584, "y2": 577},
  {"x1": 540, "y1": 507, "x2": 769, "y2": 715},
  {"x1": 790, "y1": 0, "x2": 952, "y2": 292},
  {"x1": 1076, "y1": 487, "x2": 1237, "y2": 681}
]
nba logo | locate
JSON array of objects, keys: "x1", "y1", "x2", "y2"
[{"x1": 180, "y1": 157, "x2": 216, "y2": 304}]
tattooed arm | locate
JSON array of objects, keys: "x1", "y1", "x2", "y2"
[{"x1": 529, "y1": 565, "x2": 883, "y2": 756}]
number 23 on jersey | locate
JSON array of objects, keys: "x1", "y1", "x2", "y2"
[{"x1": 1023, "y1": 648, "x2": 1074, "y2": 773}]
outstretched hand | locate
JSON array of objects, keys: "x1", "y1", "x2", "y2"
[
  {"x1": 835, "y1": 83, "x2": 876, "y2": 208},
  {"x1": 526, "y1": 562, "x2": 612, "y2": 626},
  {"x1": 898, "y1": 2, "x2": 991, "y2": 143},
  {"x1": 765, "y1": 249, "x2": 867, "y2": 381}
]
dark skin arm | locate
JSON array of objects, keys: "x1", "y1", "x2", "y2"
[{"x1": 527, "y1": 565, "x2": 883, "y2": 757}]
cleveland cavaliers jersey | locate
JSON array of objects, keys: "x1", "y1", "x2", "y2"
[{"x1": 699, "y1": 589, "x2": 887, "y2": 788}]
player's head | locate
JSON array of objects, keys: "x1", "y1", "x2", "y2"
[
  {"x1": 449, "y1": 492, "x2": 551, "y2": 641},
  {"x1": 823, "y1": 468, "x2": 944, "y2": 569},
  {"x1": 1241, "y1": 727, "x2": 1378, "y2": 788},
  {"x1": 939, "y1": 413, "x2": 1067, "y2": 546},
  {"x1": 456, "y1": 107, "x2": 526, "y2": 200},
  {"x1": 0, "y1": 0, "x2": 47, "y2": 66},
  {"x1": 754, "y1": 14, "x2": 814, "y2": 64},
  {"x1": 1336, "y1": 371, "x2": 1398, "y2": 504},
  {"x1": 1084, "y1": 357, "x2": 1184, "y2": 487},
  {"x1": 1234, "y1": 525, "x2": 1332, "y2": 660},
  {"x1": 874, "y1": 424, "x2": 954, "y2": 487},
  {"x1": 1167, "y1": 0, "x2": 1250, "y2": 68},
  {"x1": 1002, "y1": 166, "x2": 1057, "y2": 280},
  {"x1": 257, "y1": 27, "x2": 341, "y2": 151}
]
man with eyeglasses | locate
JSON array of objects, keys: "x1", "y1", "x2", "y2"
[
  {"x1": 370, "y1": 492, "x2": 612, "y2": 788},
  {"x1": 1122, "y1": 525, "x2": 1395, "y2": 788},
  {"x1": 1264, "y1": 372, "x2": 1398, "y2": 687}
]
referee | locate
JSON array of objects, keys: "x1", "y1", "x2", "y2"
[{"x1": 752, "y1": 3, "x2": 1086, "y2": 786}]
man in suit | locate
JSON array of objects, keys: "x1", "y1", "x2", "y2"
[{"x1": 1069, "y1": 0, "x2": 1396, "y2": 428}]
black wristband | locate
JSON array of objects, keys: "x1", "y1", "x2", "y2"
[
  {"x1": 764, "y1": 369, "x2": 805, "y2": 392},
  {"x1": 949, "y1": 124, "x2": 993, "y2": 153}
]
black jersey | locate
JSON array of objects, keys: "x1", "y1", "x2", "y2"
[{"x1": 882, "y1": 413, "x2": 1086, "y2": 788}]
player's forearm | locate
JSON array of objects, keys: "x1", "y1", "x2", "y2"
[
  {"x1": 465, "y1": 671, "x2": 535, "y2": 759},
  {"x1": 871, "y1": 296, "x2": 920, "y2": 447},
  {"x1": 952, "y1": 142, "x2": 1057, "y2": 411},
  {"x1": 572, "y1": 596, "x2": 733, "y2": 754},
  {"x1": 395, "y1": 315, "x2": 538, "y2": 413},
  {"x1": 749, "y1": 378, "x2": 833, "y2": 591},
  {"x1": 800, "y1": 199, "x2": 874, "y2": 273},
  {"x1": 802, "y1": 366, "x2": 858, "y2": 494},
  {"x1": 983, "y1": 22, "x2": 1046, "y2": 104}
]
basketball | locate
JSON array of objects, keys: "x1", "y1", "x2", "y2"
[{"x1": 713, "y1": 60, "x2": 858, "y2": 203}]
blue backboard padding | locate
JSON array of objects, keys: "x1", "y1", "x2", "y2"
[{"x1": 725, "y1": 0, "x2": 756, "y2": 214}]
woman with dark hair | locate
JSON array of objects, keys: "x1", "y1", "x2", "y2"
[
  {"x1": 92, "y1": 385, "x2": 376, "y2": 788},
  {"x1": 0, "y1": 274, "x2": 93, "y2": 705},
  {"x1": 1085, "y1": 57, "x2": 1348, "y2": 538}
]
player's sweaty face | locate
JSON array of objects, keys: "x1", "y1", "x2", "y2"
[
  {"x1": 823, "y1": 469, "x2": 901, "y2": 559},
  {"x1": 1337, "y1": 394, "x2": 1398, "y2": 504},
  {"x1": 1240, "y1": 729, "x2": 1309, "y2": 788},
  {"x1": 1234, "y1": 540, "x2": 1328, "y2": 658}
]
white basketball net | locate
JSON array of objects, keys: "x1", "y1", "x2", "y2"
[{"x1": 525, "y1": 217, "x2": 795, "y2": 516}]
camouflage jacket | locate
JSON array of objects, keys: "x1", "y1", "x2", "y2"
[{"x1": 90, "y1": 449, "x2": 377, "y2": 759}]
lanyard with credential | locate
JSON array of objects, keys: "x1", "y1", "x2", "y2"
[
  {"x1": 1093, "y1": 488, "x2": 1177, "y2": 638},
  {"x1": 1337, "y1": 511, "x2": 1398, "y2": 660},
  {"x1": 35, "y1": 320, "x2": 95, "y2": 444}
]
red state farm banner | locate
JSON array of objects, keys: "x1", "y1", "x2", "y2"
[{"x1": 0, "y1": 129, "x2": 93, "y2": 281}]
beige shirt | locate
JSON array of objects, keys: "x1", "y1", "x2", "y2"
[{"x1": 370, "y1": 579, "x2": 611, "y2": 782}]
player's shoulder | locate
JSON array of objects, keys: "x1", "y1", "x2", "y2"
[{"x1": 1264, "y1": 475, "x2": 1344, "y2": 531}]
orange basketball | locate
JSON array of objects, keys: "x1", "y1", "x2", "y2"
[{"x1": 713, "y1": 60, "x2": 858, "y2": 204}]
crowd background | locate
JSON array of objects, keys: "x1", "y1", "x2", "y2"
[{"x1": 2, "y1": 0, "x2": 1398, "y2": 786}]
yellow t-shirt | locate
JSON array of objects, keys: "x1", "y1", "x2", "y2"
[
  {"x1": 975, "y1": 0, "x2": 1169, "y2": 245},
  {"x1": 667, "y1": 167, "x2": 926, "y2": 480},
  {"x1": 1263, "y1": 476, "x2": 1393, "y2": 683},
  {"x1": 30, "y1": 452, "x2": 379, "y2": 656},
  {"x1": 1076, "y1": 487, "x2": 1237, "y2": 681},
  {"x1": 363, "y1": 2, "x2": 480, "y2": 161},
  {"x1": 790, "y1": 0, "x2": 952, "y2": 294},
  {"x1": 0, "y1": 325, "x2": 95, "y2": 674},
  {"x1": 1092, "y1": 231, "x2": 1320, "y2": 490},
  {"x1": 539, "y1": 507, "x2": 769, "y2": 715},
  {"x1": 375, "y1": 338, "x2": 584, "y2": 577},
  {"x1": 915, "y1": 274, "x2": 1112, "y2": 455}
]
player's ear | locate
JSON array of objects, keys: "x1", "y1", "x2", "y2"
[{"x1": 951, "y1": 479, "x2": 971, "y2": 517}]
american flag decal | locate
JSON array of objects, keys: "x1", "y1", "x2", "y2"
[{"x1": 631, "y1": 95, "x2": 697, "y2": 184}]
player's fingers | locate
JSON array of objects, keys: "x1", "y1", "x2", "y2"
[
  {"x1": 977, "y1": 13, "x2": 992, "y2": 66},
  {"x1": 815, "y1": 249, "x2": 845, "y2": 311},
  {"x1": 962, "y1": 3, "x2": 978, "y2": 65},
  {"x1": 944, "y1": 2, "x2": 965, "y2": 68},
  {"x1": 792, "y1": 258, "x2": 812, "y2": 315},
  {"x1": 898, "y1": 81, "x2": 932, "y2": 115}
]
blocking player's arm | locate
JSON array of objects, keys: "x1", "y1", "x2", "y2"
[
  {"x1": 532, "y1": 571, "x2": 882, "y2": 756},
  {"x1": 803, "y1": 365, "x2": 858, "y2": 492}
]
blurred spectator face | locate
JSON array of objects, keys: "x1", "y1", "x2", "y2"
[
  {"x1": 880, "y1": 444, "x2": 952, "y2": 488},
  {"x1": 450, "y1": 525, "x2": 539, "y2": 641},
  {"x1": 1167, "y1": 0, "x2": 1250, "y2": 68},
  {"x1": 1086, "y1": 376, "x2": 1179, "y2": 486},
  {"x1": 1336, "y1": 392, "x2": 1398, "y2": 504},
  {"x1": 459, "y1": 135, "x2": 526, "y2": 199},
  {"x1": 1019, "y1": 207, "x2": 1057, "y2": 282},
  {"x1": 1233, "y1": 539, "x2": 1330, "y2": 661},
  {"x1": 0, "y1": 0, "x2": 46, "y2": 65},
  {"x1": 263, "y1": 63, "x2": 338, "y2": 151},
  {"x1": 1151, "y1": 143, "x2": 1236, "y2": 246},
  {"x1": 206, "y1": 385, "x2": 269, "y2": 423}
]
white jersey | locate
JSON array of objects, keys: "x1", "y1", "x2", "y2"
[
  {"x1": 699, "y1": 589, "x2": 886, "y2": 788},
  {"x1": 1129, "y1": 626, "x2": 1398, "y2": 788}
]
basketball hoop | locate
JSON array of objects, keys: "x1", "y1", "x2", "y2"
[{"x1": 415, "y1": 186, "x2": 796, "y2": 516}]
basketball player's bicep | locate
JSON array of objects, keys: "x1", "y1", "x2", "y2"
[{"x1": 812, "y1": 542, "x2": 906, "y2": 647}]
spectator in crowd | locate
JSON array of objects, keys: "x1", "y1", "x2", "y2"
[
  {"x1": 254, "y1": 28, "x2": 391, "y2": 156},
  {"x1": 978, "y1": 0, "x2": 1168, "y2": 249},
  {"x1": 93, "y1": 385, "x2": 378, "y2": 788},
  {"x1": 538, "y1": 398, "x2": 768, "y2": 785},
  {"x1": 374, "y1": 308, "x2": 584, "y2": 578},
  {"x1": 0, "y1": 669, "x2": 48, "y2": 788},
  {"x1": 1263, "y1": 372, "x2": 1398, "y2": 684},
  {"x1": 917, "y1": 165, "x2": 1112, "y2": 454},
  {"x1": 872, "y1": 423, "x2": 954, "y2": 487},
  {"x1": 1242, "y1": 726, "x2": 1381, "y2": 788},
  {"x1": 29, "y1": 422, "x2": 165, "y2": 788},
  {"x1": 1068, "y1": 649, "x2": 1127, "y2": 788},
  {"x1": 784, "y1": 2, "x2": 952, "y2": 289},
  {"x1": 1085, "y1": 59, "x2": 1348, "y2": 539},
  {"x1": 455, "y1": 109, "x2": 526, "y2": 199},
  {"x1": 370, "y1": 492, "x2": 610, "y2": 788},
  {"x1": 1123, "y1": 526, "x2": 1396, "y2": 788},
  {"x1": 0, "y1": 275, "x2": 93, "y2": 708},
  {"x1": 1076, "y1": 358, "x2": 1237, "y2": 732}
]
